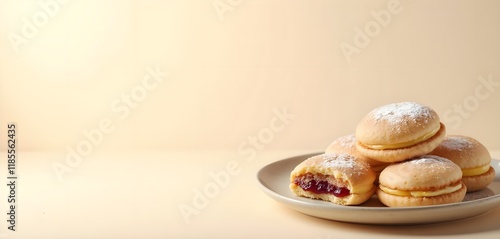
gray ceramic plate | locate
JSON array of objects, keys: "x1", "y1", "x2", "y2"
[{"x1": 257, "y1": 152, "x2": 500, "y2": 225}]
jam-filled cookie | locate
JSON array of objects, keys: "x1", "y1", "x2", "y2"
[{"x1": 289, "y1": 153, "x2": 376, "y2": 205}]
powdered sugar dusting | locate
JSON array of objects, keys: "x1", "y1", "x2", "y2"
[
  {"x1": 335, "y1": 134, "x2": 356, "y2": 149},
  {"x1": 369, "y1": 102, "x2": 434, "y2": 125},
  {"x1": 321, "y1": 153, "x2": 356, "y2": 169},
  {"x1": 440, "y1": 136, "x2": 474, "y2": 150},
  {"x1": 409, "y1": 155, "x2": 449, "y2": 165}
]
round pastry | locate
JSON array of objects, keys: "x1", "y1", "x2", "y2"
[
  {"x1": 325, "y1": 134, "x2": 389, "y2": 175},
  {"x1": 430, "y1": 135, "x2": 495, "y2": 192},
  {"x1": 355, "y1": 102, "x2": 446, "y2": 163},
  {"x1": 290, "y1": 153, "x2": 377, "y2": 205},
  {"x1": 377, "y1": 155, "x2": 467, "y2": 207}
]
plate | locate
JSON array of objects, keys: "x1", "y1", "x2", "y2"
[{"x1": 257, "y1": 152, "x2": 500, "y2": 225}]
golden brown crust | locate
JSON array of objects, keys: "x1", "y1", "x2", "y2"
[
  {"x1": 376, "y1": 182, "x2": 467, "y2": 207},
  {"x1": 378, "y1": 155, "x2": 462, "y2": 190},
  {"x1": 377, "y1": 155, "x2": 466, "y2": 207},
  {"x1": 325, "y1": 134, "x2": 389, "y2": 170},
  {"x1": 430, "y1": 135, "x2": 491, "y2": 169},
  {"x1": 462, "y1": 167, "x2": 496, "y2": 192},
  {"x1": 355, "y1": 123, "x2": 446, "y2": 163},
  {"x1": 430, "y1": 135, "x2": 494, "y2": 192},
  {"x1": 355, "y1": 102, "x2": 441, "y2": 146},
  {"x1": 289, "y1": 153, "x2": 376, "y2": 205}
]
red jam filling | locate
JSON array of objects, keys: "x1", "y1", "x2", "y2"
[{"x1": 294, "y1": 175, "x2": 350, "y2": 197}]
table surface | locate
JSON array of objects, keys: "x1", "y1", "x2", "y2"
[{"x1": 2, "y1": 149, "x2": 500, "y2": 239}]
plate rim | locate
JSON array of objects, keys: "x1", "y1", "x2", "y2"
[{"x1": 257, "y1": 152, "x2": 500, "y2": 224}]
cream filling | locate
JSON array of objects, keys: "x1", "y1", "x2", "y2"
[
  {"x1": 363, "y1": 125, "x2": 440, "y2": 150},
  {"x1": 462, "y1": 164, "x2": 490, "y2": 177},
  {"x1": 379, "y1": 183, "x2": 462, "y2": 197}
]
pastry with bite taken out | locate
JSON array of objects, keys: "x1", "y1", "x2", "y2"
[{"x1": 290, "y1": 153, "x2": 377, "y2": 205}]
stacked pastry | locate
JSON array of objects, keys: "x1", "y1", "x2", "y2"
[{"x1": 290, "y1": 102, "x2": 495, "y2": 207}]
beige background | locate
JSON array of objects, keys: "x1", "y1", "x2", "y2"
[
  {"x1": 1, "y1": 0, "x2": 500, "y2": 152},
  {"x1": 1, "y1": 1, "x2": 500, "y2": 238}
]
